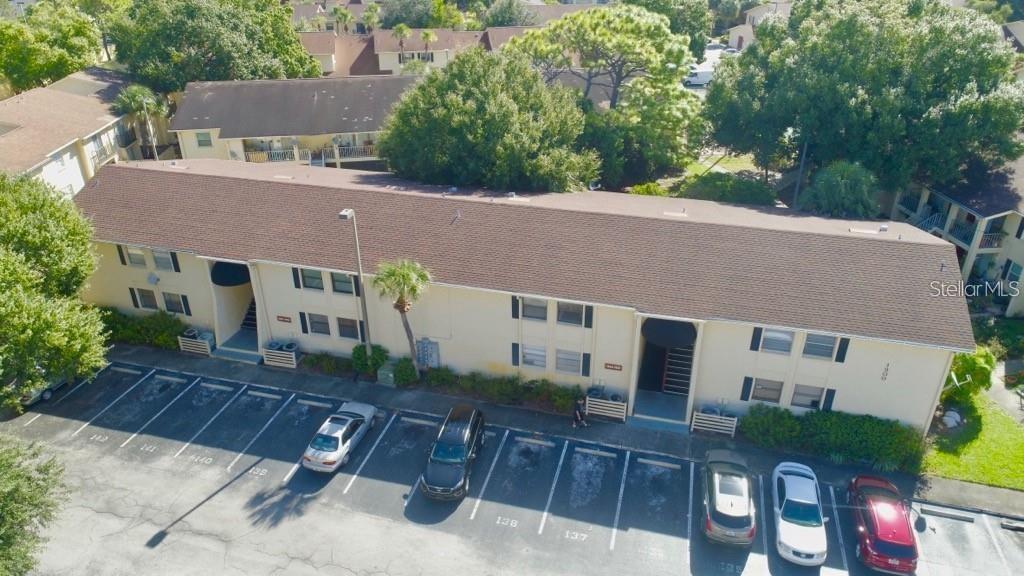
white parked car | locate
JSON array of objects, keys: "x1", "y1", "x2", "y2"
[
  {"x1": 771, "y1": 462, "x2": 828, "y2": 566},
  {"x1": 301, "y1": 402, "x2": 377, "y2": 473}
]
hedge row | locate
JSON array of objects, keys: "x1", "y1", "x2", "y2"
[
  {"x1": 738, "y1": 404, "x2": 925, "y2": 472},
  {"x1": 99, "y1": 307, "x2": 187, "y2": 350},
  {"x1": 396, "y1": 363, "x2": 581, "y2": 414}
]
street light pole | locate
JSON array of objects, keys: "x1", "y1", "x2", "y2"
[{"x1": 339, "y1": 209, "x2": 372, "y2": 356}]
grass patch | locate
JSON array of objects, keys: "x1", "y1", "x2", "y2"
[
  {"x1": 697, "y1": 153, "x2": 759, "y2": 174},
  {"x1": 923, "y1": 393, "x2": 1024, "y2": 490},
  {"x1": 972, "y1": 316, "x2": 1024, "y2": 360},
  {"x1": 674, "y1": 172, "x2": 777, "y2": 206}
]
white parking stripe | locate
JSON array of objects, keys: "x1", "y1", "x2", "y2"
[
  {"x1": 517, "y1": 437, "x2": 555, "y2": 448},
  {"x1": 154, "y1": 374, "x2": 187, "y2": 383},
  {"x1": 281, "y1": 458, "x2": 303, "y2": 485},
  {"x1": 54, "y1": 364, "x2": 110, "y2": 406},
  {"x1": 404, "y1": 476, "x2": 420, "y2": 508},
  {"x1": 686, "y1": 461, "x2": 694, "y2": 552},
  {"x1": 637, "y1": 457, "x2": 680, "y2": 470},
  {"x1": 227, "y1": 393, "x2": 295, "y2": 472},
  {"x1": 246, "y1": 390, "x2": 282, "y2": 400},
  {"x1": 174, "y1": 385, "x2": 247, "y2": 458},
  {"x1": 759, "y1": 474, "x2": 769, "y2": 550},
  {"x1": 119, "y1": 378, "x2": 201, "y2": 448},
  {"x1": 23, "y1": 413, "x2": 43, "y2": 427},
  {"x1": 343, "y1": 412, "x2": 397, "y2": 495},
  {"x1": 982, "y1": 514, "x2": 1012, "y2": 576},
  {"x1": 200, "y1": 382, "x2": 234, "y2": 392},
  {"x1": 609, "y1": 450, "x2": 631, "y2": 551},
  {"x1": 829, "y1": 485, "x2": 849, "y2": 571},
  {"x1": 400, "y1": 416, "x2": 437, "y2": 427},
  {"x1": 537, "y1": 440, "x2": 569, "y2": 535},
  {"x1": 469, "y1": 429, "x2": 509, "y2": 521},
  {"x1": 71, "y1": 369, "x2": 156, "y2": 438},
  {"x1": 575, "y1": 447, "x2": 616, "y2": 458},
  {"x1": 297, "y1": 399, "x2": 332, "y2": 408},
  {"x1": 110, "y1": 366, "x2": 142, "y2": 375}
]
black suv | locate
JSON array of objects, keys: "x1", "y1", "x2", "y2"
[{"x1": 420, "y1": 404, "x2": 485, "y2": 500}]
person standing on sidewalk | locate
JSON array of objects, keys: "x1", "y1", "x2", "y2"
[{"x1": 573, "y1": 398, "x2": 589, "y2": 428}]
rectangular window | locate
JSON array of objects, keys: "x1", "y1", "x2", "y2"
[
  {"x1": 751, "y1": 378, "x2": 783, "y2": 403},
  {"x1": 521, "y1": 297, "x2": 547, "y2": 321},
  {"x1": 522, "y1": 345, "x2": 546, "y2": 368},
  {"x1": 125, "y1": 246, "x2": 146, "y2": 267},
  {"x1": 300, "y1": 268, "x2": 324, "y2": 290},
  {"x1": 308, "y1": 313, "x2": 330, "y2": 335},
  {"x1": 331, "y1": 272, "x2": 354, "y2": 294},
  {"x1": 802, "y1": 334, "x2": 837, "y2": 359},
  {"x1": 791, "y1": 384, "x2": 825, "y2": 409},
  {"x1": 555, "y1": 349, "x2": 581, "y2": 374},
  {"x1": 760, "y1": 329, "x2": 794, "y2": 354},
  {"x1": 336, "y1": 317, "x2": 359, "y2": 339},
  {"x1": 136, "y1": 288, "x2": 158, "y2": 310},
  {"x1": 557, "y1": 302, "x2": 584, "y2": 326},
  {"x1": 152, "y1": 249, "x2": 174, "y2": 271},
  {"x1": 196, "y1": 132, "x2": 212, "y2": 148},
  {"x1": 1010, "y1": 262, "x2": 1023, "y2": 284}
]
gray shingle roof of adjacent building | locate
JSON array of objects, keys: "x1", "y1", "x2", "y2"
[
  {"x1": 932, "y1": 156, "x2": 1024, "y2": 218},
  {"x1": 74, "y1": 160, "x2": 975, "y2": 352},
  {"x1": 169, "y1": 76, "x2": 417, "y2": 138}
]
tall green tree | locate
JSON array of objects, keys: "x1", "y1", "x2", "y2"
[
  {"x1": 112, "y1": 84, "x2": 168, "y2": 161},
  {"x1": 332, "y1": 6, "x2": 355, "y2": 33},
  {"x1": 378, "y1": 49, "x2": 599, "y2": 191},
  {"x1": 621, "y1": 0, "x2": 712, "y2": 59},
  {"x1": 0, "y1": 0, "x2": 100, "y2": 92},
  {"x1": 705, "y1": 0, "x2": 1024, "y2": 191},
  {"x1": 0, "y1": 435, "x2": 66, "y2": 576},
  {"x1": 74, "y1": 0, "x2": 130, "y2": 60},
  {"x1": 392, "y1": 23, "x2": 411, "y2": 60},
  {"x1": 110, "y1": 0, "x2": 319, "y2": 92},
  {"x1": 797, "y1": 161, "x2": 880, "y2": 218},
  {"x1": 506, "y1": 5, "x2": 690, "y2": 108},
  {"x1": 0, "y1": 176, "x2": 107, "y2": 409},
  {"x1": 363, "y1": 2, "x2": 381, "y2": 32},
  {"x1": 380, "y1": 0, "x2": 434, "y2": 28},
  {"x1": 372, "y1": 260, "x2": 431, "y2": 374},
  {"x1": 420, "y1": 29, "x2": 437, "y2": 52},
  {"x1": 483, "y1": 0, "x2": 536, "y2": 28}
]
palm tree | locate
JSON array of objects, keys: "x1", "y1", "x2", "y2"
[
  {"x1": 112, "y1": 84, "x2": 168, "y2": 161},
  {"x1": 393, "y1": 23, "x2": 411, "y2": 63},
  {"x1": 421, "y1": 29, "x2": 437, "y2": 53},
  {"x1": 372, "y1": 259, "x2": 431, "y2": 373},
  {"x1": 332, "y1": 6, "x2": 354, "y2": 33},
  {"x1": 362, "y1": 3, "x2": 380, "y2": 33}
]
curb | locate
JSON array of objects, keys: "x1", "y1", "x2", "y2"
[{"x1": 912, "y1": 498, "x2": 1024, "y2": 524}]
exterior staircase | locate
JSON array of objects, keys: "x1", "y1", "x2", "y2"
[
  {"x1": 662, "y1": 346, "x2": 693, "y2": 396},
  {"x1": 240, "y1": 299, "x2": 257, "y2": 331}
]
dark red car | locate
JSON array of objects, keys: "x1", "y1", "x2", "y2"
[{"x1": 847, "y1": 476, "x2": 918, "y2": 574}]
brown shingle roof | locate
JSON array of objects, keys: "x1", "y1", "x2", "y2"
[
  {"x1": 483, "y1": 26, "x2": 539, "y2": 50},
  {"x1": 0, "y1": 68, "x2": 128, "y2": 174},
  {"x1": 371, "y1": 29, "x2": 485, "y2": 53},
  {"x1": 74, "y1": 160, "x2": 974, "y2": 351},
  {"x1": 299, "y1": 31, "x2": 337, "y2": 55}
]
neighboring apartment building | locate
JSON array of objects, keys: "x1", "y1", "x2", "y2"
[
  {"x1": 170, "y1": 76, "x2": 416, "y2": 166},
  {"x1": 0, "y1": 68, "x2": 139, "y2": 197},
  {"x1": 74, "y1": 160, "x2": 973, "y2": 431},
  {"x1": 891, "y1": 157, "x2": 1024, "y2": 315},
  {"x1": 372, "y1": 29, "x2": 485, "y2": 74},
  {"x1": 728, "y1": 1, "x2": 794, "y2": 51}
]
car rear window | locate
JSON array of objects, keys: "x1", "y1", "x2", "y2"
[
  {"x1": 874, "y1": 540, "x2": 916, "y2": 559},
  {"x1": 718, "y1": 473, "x2": 746, "y2": 497},
  {"x1": 711, "y1": 508, "x2": 752, "y2": 529},
  {"x1": 310, "y1": 434, "x2": 339, "y2": 452}
]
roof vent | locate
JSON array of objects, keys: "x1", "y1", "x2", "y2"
[
  {"x1": 879, "y1": 224, "x2": 889, "y2": 232},
  {"x1": 663, "y1": 210, "x2": 688, "y2": 218},
  {"x1": 507, "y1": 191, "x2": 516, "y2": 199},
  {"x1": 273, "y1": 175, "x2": 294, "y2": 180}
]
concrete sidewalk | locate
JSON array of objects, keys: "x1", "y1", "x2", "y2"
[{"x1": 104, "y1": 344, "x2": 1024, "y2": 520}]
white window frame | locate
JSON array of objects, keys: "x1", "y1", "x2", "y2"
[
  {"x1": 125, "y1": 246, "x2": 147, "y2": 267},
  {"x1": 300, "y1": 268, "x2": 324, "y2": 291},
  {"x1": 555, "y1": 349, "x2": 581, "y2": 374},
  {"x1": 330, "y1": 272, "x2": 354, "y2": 294},
  {"x1": 196, "y1": 132, "x2": 213, "y2": 148},
  {"x1": 791, "y1": 384, "x2": 825, "y2": 409},
  {"x1": 336, "y1": 317, "x2": 359, "y2": 340},
  {"x1": 556, "y1": 302, "x2": 584, "y2": 326},
  {"x1": 522, "y1": 344, "x2": 546, "y2": 368},
  {"x1": 521, "y1": 297, "x2": 547, "y2": 321},
  {"x1": 307, "y1": 312, "x2": 331, "y2": 335},
  {"x1": 1009, "y1": 261, "x2": 1023, "y2": 284},
  {"x1": 751, "y1": 378, "x2": 783, "y2": 403},
  {"x1": 802, "y1": 333, "x2": 837, "y2": 360},
  {"x1": 152, "y1": 249, "x2": 174, "y2": 271},
  {"x1": 760, "y1": 329, "x2": 794, "y2": 355},
  {"x1": 163, "y1": 292, "x2": 185, "y2": 314},
  {"x1": 136, "y1": 288, "x2": 158, "y2": 310}
]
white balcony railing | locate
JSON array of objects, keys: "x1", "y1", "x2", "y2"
[
  {"x1": 948, "y1": 221, "x2": 975, "y2": 246},
  {"x1": 914, "y1": 212, "x2": 944, "y2": 232},
  {"x1": 898, "y1": 193, "x2": 920, "y2": 213},
  {"x1": 244, "y1": 149, "x2": 296, "y2": 163},
  {"x1": 980, "y1": 232, "x2": 1005, "y2": 250},
  {"x1": 245, "y1": 146, "x2": 376, "y2": 165}
]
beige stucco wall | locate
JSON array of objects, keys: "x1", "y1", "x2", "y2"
[
  {"x1": 728, "y1": 25, "x2": 753, "y2": 50},
  {"x1": 211, "y1": 281, "x2": 253, "y2": 345},
  {"x1": 176, "y1": 128, "x2": 241, "y2": 160},
  {"x1": 693, "y1": 321, "x2": 954, "y2": 430},
  {"x1": 377, "y1": 51, "x2": 452, "y2": 74},
  {"x1": 82, "y1": 242, "x2": 216, "y2": 332}
]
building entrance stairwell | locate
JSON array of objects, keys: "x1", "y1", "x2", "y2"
[{"x1": 632, "y1": 318, "x2": 697, "y2": 424}]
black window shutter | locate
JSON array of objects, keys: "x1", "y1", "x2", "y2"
[
  {"x1": 353, "y1": 275, "x2": 361, "y2": 297},
  {"x1": 584, "y1": 305, "x2": 594, "y2": 328},
  {"x1": 740, "y1": 376, "x2": 753, "y2": 401},
  {"x1": 358, "y1": 320, "x2": 366, "y2": 342},
  {"x1": 128, "y1": 288, "x2": 139, "y2": 308},
  {"x1": 822, "y1": 389, "x2": 836, "y2": 411},
  {"x1": 511, "y1": 296, "x2": 520, "y2": 319},
  {"x1": 1016, "y1": 219, "x2": 1024, "y2": 240},
  {"x1": 512, "y1": 343, "x2": 520, "y2": 366},
  {"x1": 835, "y1": 338, "x2": 850, "y2": 363},
  {"x1": 182, "y1": 295, "x2": 192, "y2": 316},
  {"x1": 1003, "y1": 260, "x2": 1013, "y2": 280},
  {"x1": 749, "y1": 327, "x2": 763, "y2": 351},
  {"x1": 116, "y1": 245, "x2": 127, "y2": 265},
  {"x1": 170, "y1": 252, "x2": 180, "y2": 272},
  {"x1": 299, "y1": 312, "x2": 308, "y2": 334},
  {"x1": 292, "y1": 268, "x2": 301, "y2": 289},
  {"x1": 581, "y1": 353, "x2": 591, "y2": 377}
]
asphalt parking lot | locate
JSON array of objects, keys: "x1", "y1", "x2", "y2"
[{"x1": 2, "y1": 361, "x2": 1021, "y2": 576}]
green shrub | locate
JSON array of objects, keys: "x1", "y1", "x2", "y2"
[
  {"x1": 100, "y1": 307, "x2": 187, "y2": 350},
  {"x1": 425, "y1": 366, "x2": 458, "y2": 388},
  {"x1": 943, "y1": 345, "x2": 995, "y2": 404},
  {"x1": 738, "y1": 404, "x2": 801, "y2": 449},
  {"x1": 629, "y1": 182, "x2": 669, "y2": 196},
  {"x1": 676, "y1": 172, "x2": 776, "y2": 206},
  {"x1": 394, "y1": 357, "x2": 418, "y2": 387},
  {"x1": 351, "y1": 344, "x2": 389, "y2": 376},
  {"x1": 302, "y1": 352, "x2": 352, "y2": 376}
]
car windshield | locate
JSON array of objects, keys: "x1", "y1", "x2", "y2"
[
  {"x1": 781, "y1": 499, "x2": 823, "y2": 527},
  {"x1": 430, "y1": 442, "x2": 466, "y2": 464},
  {"x1": 310, "y1": 434, "x2": 339, "y2": 452}
]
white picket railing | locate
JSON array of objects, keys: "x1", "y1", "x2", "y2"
[
  {"x1": 585, "y1": 396, "x2": 627, "y2": 422},
  {"x1": 690, "y1": 412, "x2": 738, "y2": 437}
]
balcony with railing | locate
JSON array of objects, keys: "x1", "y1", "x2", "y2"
[
  {"x1": 912, "y1": 212, "x2": 944, "y2": 232},
  {"x1": 948, "y1": 220, "x2": 976, "y2": 247},
  {"x1": 245, "y1": 145, "x2": 377, "y2": 165},
  {"x1": 245, "y1": 149, "x2": 296, "y2": 163},
  {"x1": 897, "y1": 192, "x2": 921, "y2": 214},
  {"x1": 979, "y1": 232, "x2": 1005, "y2": 251}
]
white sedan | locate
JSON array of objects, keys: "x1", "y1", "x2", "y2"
[
  {"x1": 301, "y1": 401, "x2": 377, "y2": 473},
  {"x1": 771, "y1": 462, "x2": 828, "y2": 566}
]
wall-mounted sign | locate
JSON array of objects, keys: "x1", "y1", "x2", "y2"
[
  {"x1": 276, "y1": 315, "x2": 292, "y2": 323},
  {"x1": 604, "y1": 363, "x2": 622, "y2": 371}
]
